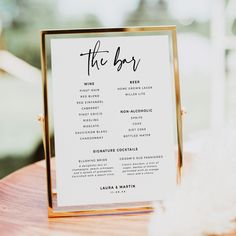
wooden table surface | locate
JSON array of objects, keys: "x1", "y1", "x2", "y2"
[
  {"x1": 1, "y1": 159, "x2": 236, "y2": 236},
  {"x1": 0, "y1": 160, "x2": 152, "y2": 236}
]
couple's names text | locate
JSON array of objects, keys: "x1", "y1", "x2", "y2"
[{"x1": 80, "y1": 40, "x2": 141, "y2": 76}]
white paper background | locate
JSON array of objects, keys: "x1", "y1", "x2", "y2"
[{"x1": 51, "y1": 35, "x2": 177, "y2": 207}]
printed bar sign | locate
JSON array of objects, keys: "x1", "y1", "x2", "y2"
[{"x1": 50, "y1": 32, "x2": 178, "y2": 207}]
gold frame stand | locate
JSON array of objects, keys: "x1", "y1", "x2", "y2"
[{"x1": 39, "y1": 26, "x2": 184, "y2": 217}]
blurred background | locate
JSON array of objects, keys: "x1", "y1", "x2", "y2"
[{"x1": 0, "y1": 0, "x2": 236, "y2": 178}]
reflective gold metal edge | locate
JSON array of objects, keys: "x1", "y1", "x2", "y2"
[
  {"x1": 40, "y1": 25, "x2": 183, "y2": 217},
  {"x1": 40, "y1": 31, "x2": 53, "y2": 208},
  {"x1": 171, "y1": 29, "x2": 183, "y2": 184},
  {"x1": 40, "y1": 25, "x2": 177, "y2": 36},
  {"x1": 48, "y1": 206, "x2": 153, "y2": 218}
]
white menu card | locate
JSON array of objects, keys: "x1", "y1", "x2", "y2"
[{"x1": 51, "y1": 35, "x2": 177, "y2": 207}]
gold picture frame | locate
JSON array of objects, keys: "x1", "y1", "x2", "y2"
[{"x1": 39, "y1": 25, "x2": 183, "y2": 218}]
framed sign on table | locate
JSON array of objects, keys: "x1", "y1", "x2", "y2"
[{"x1": 39, "y1": 26, "x2": 183, "y2": 217}]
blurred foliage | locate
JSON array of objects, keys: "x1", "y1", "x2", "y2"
[
  {"x1": 0, "y1": 0, "x2": 58, "y2": 67},
  {"x1": 0, "y1": 0, "x2": 104, "y2": 68},
  {"x1": 125, "y1": 0, "x2": 209, "y2": 36},
  {"x1": 0, "y1": 0, "x2": 210, "y2": 68}
]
